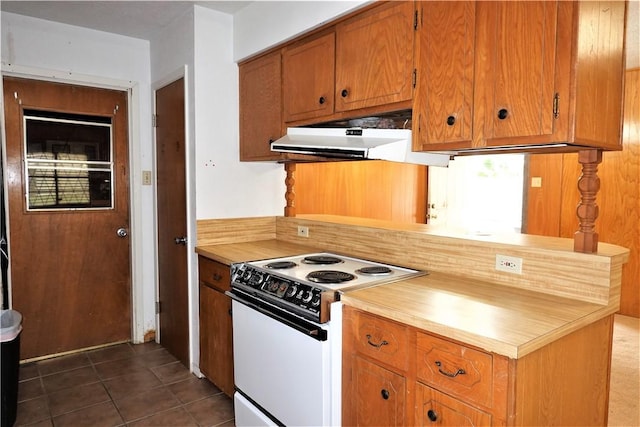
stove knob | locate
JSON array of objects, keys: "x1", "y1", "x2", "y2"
[
  {"x1": 311, "y1": 294, "x2": 321, "y2": 307},
  {"x1": 302, "y1": 290, "x2": 313, "y2": 303},
  {"x1": 285, "y1": 284, "x2": 298, "y2": 298}
]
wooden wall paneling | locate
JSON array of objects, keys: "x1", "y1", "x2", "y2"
[
  {"x1": 294, "y1": 161, "x2": 428, "y2": 224},
  {"x1": 524, "y1": 154, "x2": 564, "y2": 236}
]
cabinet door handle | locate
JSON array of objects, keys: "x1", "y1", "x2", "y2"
[
  {"x1": 366, "y1": 334, "x2": 389, "y2": 348},
  {"x1": 381, "y1": 389, "x2": 390, "y2": 400},
  {"x1": 427, "y1": 409, "x2": 438, "y2": 422},
  {"x1": 446, "y1": 115, "x2": 456, "y2": 126},
  {"x1": 269, "y1": 138, "x2": 274, "y2": 144},
  {"x1": 497, "y1": 108, "x2": 509, "y2": 120},
  {"x1": 341, "y1": 89, "x2": 349, "y2": 98},
  {"x1": 319, "y1": 96, "x2": 326, "y2": 105},
  {"x1": 435, "y1": 360, "x2": 466, "y2": 377}
]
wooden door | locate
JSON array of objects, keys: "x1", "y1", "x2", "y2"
[
  {"x1": 283, "y1": 32, "x2": 335, "y2": 123},
  {"x1": 3, "y1": 77, "x2": 131, "y2": 360},
  {"x1": 476, "y1": 1, "x2": 558, "y2": 145},
  {"x1": 155, "y1": 78, "x2": 189, "y2": 366},
  {"x1": 349, "y1": 355, "x2": 406, "y2": 426},
  {"x1": 239, "y1": 51, "x2": 283, "y2": 161},
  {"x1": 335, "y1": 1, "x2": 414, "y2": 112},
  {"x1": 413, "y1": 1, "x2": 475, "y2": 151}
]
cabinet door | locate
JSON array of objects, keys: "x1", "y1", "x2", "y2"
[
  {"x1": 335, "y1": 1, "x2": 414, "y2": 112},
  {"x1": 350, "y1": 355, "x2": 406, "y2": 426},
  {"x1": 416, "y1": 383, "x2": 491, "y2": 426},
  {"x1": 475, "y1": 1, "x2": 558, "y2": 145},
  {"x1": 413, "y1": 1, "x2": 475, "y2": 150},
  {"x1": 199, "y1": 283, "x2": 234, "y2": 397},
  {"x1": 283, "y1": 33, "x2": 335, "y2": 123},
  {"x1": 239, "y1": 51, "x2": 283, "y2": 161}
]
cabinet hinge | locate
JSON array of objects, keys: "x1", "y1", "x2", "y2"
[
  {"x1": 412, "y1": 69, "x2": 417, "y2": 88},
  {"x1": 414, "y1": 10, "x2": 419, "y2": 30},
  {"x1": 553, "y1": 93, "x2": 560, "y2": 119},
  {"x1": 156, "y1": 301, "x2": 161, "y2": 314},
  {"x1": 152, "y1": 114, "x2": 158, "y2": 127}
]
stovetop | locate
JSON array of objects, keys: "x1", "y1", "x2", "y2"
[
  {"x1": 246, "y1": 252, "x2": 424, "y2": 292},
  {"x1": 229, "y1": 253, "x2": 426, "y2": 323}
]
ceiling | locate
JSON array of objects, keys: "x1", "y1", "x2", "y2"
[{"x1": 0, "y1": 1, "x2": 253, "y2": 40}]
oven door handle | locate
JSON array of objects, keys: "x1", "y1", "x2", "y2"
[{"x1": 227, "y1": 291, "x2": 328, "y2": 342}]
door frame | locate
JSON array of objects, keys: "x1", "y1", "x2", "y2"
[
  {"x1": 152, "y1": 66, "x2": 198, "y2": 373},
  {"x1": 0, "y1": 65, "x2": 147, "y2": 344}
]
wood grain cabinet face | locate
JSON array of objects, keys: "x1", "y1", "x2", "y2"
[
  {"x1": 476, "y1": 1, "x2": 559, "y2": 144},
  {"x1": 351, "y1": 356, "x2": 407, "y2": 426},
  {"x1": 335, "y1": 1, "x2": 415, "y2": 113},
  {"x1": 416, "y1": 383, "x2": 491, "y2": 427},
  {"x1": 283, "y1": 33, "x2": 335, "y2": 123},
  {"x1": 238, "y1": 51, "x2": 283, "y2": 161},
  {"x1": 198, "y1": 257, "x2": 234, "y2": 397},
  {"x1": 416, "y1": 333, "x2": 493, "y2": 409},
  {"x1": 413, "y1": 1, "x2": 476, "y2": 150},
  {"x1": 412, "y1": 0, "x2": 625, "y2": 151},
  {"x1": 354, "y1": 310, "x2": 410, "y2": 371}
]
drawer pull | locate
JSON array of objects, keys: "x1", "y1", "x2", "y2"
[
  {"x1": 381, "y1": 389, "x2": 390, "y2": 400},
  {"x1": 435, "y1": 360, "x2": 466, "y2": 378},
  {"x1": 427, "y1": 409, "x2": 438, "y2": 422},
  {"x1": 366, "y1": 334, "x2": 389, "y2": 348},
  {"x1": 212, "y1": 273, "x2": 222, "y2": 282}
]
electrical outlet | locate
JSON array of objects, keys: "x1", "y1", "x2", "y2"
[
  {"x1": 142, "y1": 170, "x2": 152, "y2": 186},
  {"x1": 495, "y1": 254, "x2": 523, "y2": 274},
  {"x1": 297, "y1": 226, "x2": 309, "y2": 238}
]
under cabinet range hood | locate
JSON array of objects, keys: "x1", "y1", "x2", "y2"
[{"x1": 271, "y1": 127, "x2": 451, "y2": 167}]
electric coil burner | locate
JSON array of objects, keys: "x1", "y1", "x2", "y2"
[
  {"x1": 230, "y1": 252, "x2": 426, "y2": 323},
  {"x1": 307, "y1": 270, "x2": 356, "y2": 284}
]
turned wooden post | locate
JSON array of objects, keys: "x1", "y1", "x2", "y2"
[
  {"x1": 284, "y1": 162, "x2": 296, "y2": 217},
  {"x1": 574, "y1": 149, "x2": 602, "y2": 253}
]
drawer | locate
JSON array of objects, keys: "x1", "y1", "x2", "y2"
[
  {"x1": 416, "y1": 333, "x2": 493, "y2": 409},
  {"x1": 416, "y1": 382, "x2": 491, "y2": 426},
  {"x1": 198, "y1": 256, "x2": 231, "y2": 292},
  {"x1": 353, "y1": 310, "x2": 410, "y2": 372}
]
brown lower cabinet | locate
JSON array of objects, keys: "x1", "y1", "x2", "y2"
[
  {"x1": 198, "y1": 256, "x2": 234, "y2": 397},
  {"x1": 343, "y1": 306, "x2": 614, "y2": 426}
]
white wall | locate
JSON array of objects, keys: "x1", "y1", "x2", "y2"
[
  {"x1": 0, "y1": 11, "x2": 156, "y2": 345},
  {"x1": 233, "y1": 0, "x2": 369, "y2": 61}
]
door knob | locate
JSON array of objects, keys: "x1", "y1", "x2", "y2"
[
  {"x1": 174, "y1": 236, "x2": 187, "y2": 245},
  {"x1": 116, "y1": 227, "x2": 128, "y2": 238}
]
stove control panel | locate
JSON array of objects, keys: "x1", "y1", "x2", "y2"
[{"x1": 231, "y1": 263, "x2": 324, "y2": 321}]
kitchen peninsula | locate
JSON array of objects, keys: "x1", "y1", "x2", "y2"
[{"x1": 196, "y1": 214, "x2": 629, "y2": 426}]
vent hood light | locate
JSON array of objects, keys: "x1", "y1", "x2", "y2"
[{"x1": 271, "y1": 127, "x2": 450, "y2": 167}]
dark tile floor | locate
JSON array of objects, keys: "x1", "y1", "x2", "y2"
[{"x1": 14, "y1": 342, "x2": 235, "y2": 427}]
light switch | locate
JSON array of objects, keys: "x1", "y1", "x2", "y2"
[
  {"x1": 142, "y1": 170, "x2": 152, "y2": 186},
  {"x1": 531, "y1": 177, "x2": 542, "y2": 188}
]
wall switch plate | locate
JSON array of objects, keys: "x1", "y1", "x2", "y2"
[
  {"x1": 531, "y1": 177, "x2": 542, "y2": 188},
  {"x1": 142, "y1": 170, "x2": 152, "y2": 186},
  {"x1": 495, "y1": 254, "x2": 523, "y2": 274},
  {"x1": 297, "y1": 226, "x2": 309, "y2": 238}
]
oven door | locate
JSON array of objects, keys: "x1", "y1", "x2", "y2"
[{"x1": 231, "y1": 295, "x2": 331, "y2": 426}]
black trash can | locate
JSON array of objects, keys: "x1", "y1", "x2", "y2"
[{"x1": 1, "y1": 309, "x2": 22, "y2": 427}]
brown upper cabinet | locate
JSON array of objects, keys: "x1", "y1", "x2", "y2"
[
  {"x1": 283, "y1": 33, "x2": 336, "y2": 123},
  {"x1": 239, "y1": 50, "x2": 283, "y2": 161},
  {"x1": 283, "y1": 1, "x2": 415, "y2": 124},
  {"x1": 413, "y1": 0, "x2": 626, "y2": 153},
  {"x1": 239, "y1": 1, "x2": 626, "y2": 162}
]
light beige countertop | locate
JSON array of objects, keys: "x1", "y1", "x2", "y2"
[
  {"x1": 340, "y1": 271, "x2": 612, "y2": 359},
  {"x1": 196, "y1": 239, "x2": 319, "y2": 265},
  {"x1": 196, "y1": 238, "x2": 615, "y2": 359}
]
